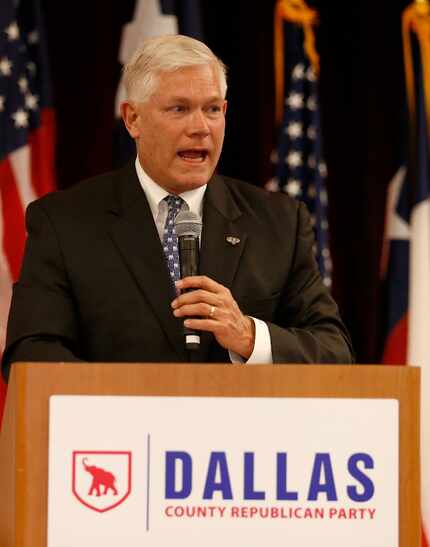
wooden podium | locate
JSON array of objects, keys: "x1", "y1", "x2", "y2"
[{"x1": 0, "y1": 362, "x2": 421, "y2": 546}]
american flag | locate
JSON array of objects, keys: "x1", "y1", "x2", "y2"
[
  {"x1": 0, "y1": 0, "x2": 55, "y2": 420},
  {"x1": 267, "y1": 28, "x2": 331, "y2": 288}
]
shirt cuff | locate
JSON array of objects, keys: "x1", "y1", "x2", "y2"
[{"x1": 228, "y1": 317, "x2": 273, "y2": 364}]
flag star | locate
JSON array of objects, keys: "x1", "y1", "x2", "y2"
[
  {"x1": 0, "y1": 57, "x2": 13, "y2": 76},
  {"x1": 0, "y1": 96, "x2": 5, "y2": 112},
  {"x1": 25, "y1": 93, "x2": 38, "y2": 110},
  {"x1": 5, "y1": 21, "x2": 20, "y2": 41},
  {"x1": 319, "y1": 162, "x2": 327, "y2": 177},
  {"x1": 286, "y1": 92, "x2": 304, "y2": 110},
  {"x1": 174, "y1": 263, "x2": 179, "y2": 269},
  {"x1": 11, "y1": 108, "x2": 29, "y2": 128},
  {"x1": 306, "y1": 67, "x2": 317, "y2": 82},
  {"x1": 292, "y1": 63, "x2": 305, "y2": 80},
  {"x1": 307, "y1": 126, "x2": 317, "y2": 140},
  {"x1": 286, "y1": 122, "x2": 303, "y2": 139},
  {"x1": 172, "y1": 246, "x2": 178, "y2": 251},
  {"x1": 307, "y1": 96, "x2": 317, "y2": 111},
  {"x1": 286, "y1": 151, "x2": 302, "y2": 168},
  {"x1": 28, "y1": 30, "x2": 39, "y2": 44},
  {"x1": 18, "y1": 76, "x2": 29, "y2": 93},
  {"x1": 284, "y1": 179, "x2": 302, "y2": 197},
  {"x1": 168, "y1": 254, "x2": 174, "y2": 260}
]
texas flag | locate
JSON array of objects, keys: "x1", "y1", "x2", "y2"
[
  {"x1": 382, "y1": 4, "x2": 430, "y2": 544},
  {"x1": 113, "y1": 0, "x2": 204, "y2": 166}
]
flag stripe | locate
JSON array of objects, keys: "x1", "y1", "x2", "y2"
[
  {"x1": 0, "y1": 160, "x2": 26, "y2": 281},
  {"x1": 381, "y1": 314, "x2": 407, "y2": 365},
  {"x1": 0, "y1": 195, "x2": 13, "y2": 346},
  {"x1": 9, "y1": 145, "x2": 38, "y2": 208},
  {"x1": 29, "y1": 108, "x2": 56, "y2": 196}
]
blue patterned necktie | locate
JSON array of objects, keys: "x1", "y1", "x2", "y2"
[{"x1": 162, "y1": 195, "x2": 184, "y2": 290}]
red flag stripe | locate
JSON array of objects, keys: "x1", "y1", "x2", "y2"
[
  {"x1": 29, "y1": 108, "x2": 56, "y2": 196},
  {"x1": 0, "y1": 159, "x2": 26, "y2": 282},
  {"x1": 382, "y1": 314, "x2": 408, "y2": 365}
]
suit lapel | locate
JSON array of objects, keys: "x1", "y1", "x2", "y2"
[
  {"x1": 192, "y1": 175, "x2": 248, "y2": 361},
  {"x1": 200, "y1": 175, "x2": 247, "y2": 286},
  {"x1": 108, "y1": 164, "x2": 186, "y2": 360}
]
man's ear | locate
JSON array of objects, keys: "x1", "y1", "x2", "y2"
[{"x1": 120, "y1": 101, "x2": 140, "y2": 139}]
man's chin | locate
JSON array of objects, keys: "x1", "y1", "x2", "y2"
[
  {"x1": 168, "y1": 171, "x2": 214, "y2": 193},
  {"x1": 176, "y1": 179, "x2": 208, "y2": 193}
]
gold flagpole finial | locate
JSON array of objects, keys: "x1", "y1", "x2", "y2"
[
  {"x1": 274, "y1": 0, "x2": 320, "y2": 124},
  {"x1": 415, "y1": 0, "x2": 430, "y2": 15}
]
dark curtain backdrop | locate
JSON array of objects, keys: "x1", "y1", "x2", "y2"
[{"x1": 41, "y1": 0, "x2": 410, "y2": 363}]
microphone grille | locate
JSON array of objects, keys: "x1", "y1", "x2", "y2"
[{"x1": 174, "y1": 210, "x2": 202, "y2": 238}]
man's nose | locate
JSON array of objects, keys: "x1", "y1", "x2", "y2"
[{"x1": 186, "y1": 109, "x2": 210, "y2": 137}]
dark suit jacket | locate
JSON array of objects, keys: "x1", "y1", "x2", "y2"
[{"x1": 1, "y1": 163, "x2": 353, "y2": 380}]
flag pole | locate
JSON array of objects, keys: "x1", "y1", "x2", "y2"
[
  {"x1": 415, "y1": 0, "x2": 429, "y2": 11},
  {"x1": 403, "y1": 0, "x2": 430, "y2": 127}
]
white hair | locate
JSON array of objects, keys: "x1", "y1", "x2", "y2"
[{"x1": 123, "y1": 34, "x2": 228, "y2": 102}]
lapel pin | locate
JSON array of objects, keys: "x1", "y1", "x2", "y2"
[{"x1": 226, "y1": 236, "x2": 241, "y2": 246}]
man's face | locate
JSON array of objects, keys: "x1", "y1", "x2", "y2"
[{"x1": 122, "y1": 64, "x2": 227, "y2": 194}]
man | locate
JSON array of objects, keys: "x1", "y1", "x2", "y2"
[{"x1": 1, "y1": 35, "x2": 353, "y2": 380}]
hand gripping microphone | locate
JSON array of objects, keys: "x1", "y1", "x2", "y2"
[{"x1": 174, "y1": 210, "x2": 203, "y2": 350}]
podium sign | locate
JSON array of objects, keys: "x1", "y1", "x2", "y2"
[{"x1": 48, "y1": 395, "x2": 398, "y2": 547}]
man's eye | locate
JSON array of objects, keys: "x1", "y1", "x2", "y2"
[
  {"x1": 170, "y1": 105, "x2": 186, "y2": 113},
  {"x1": 207, "y1": 105, "x2": 221, "y2": 113}
]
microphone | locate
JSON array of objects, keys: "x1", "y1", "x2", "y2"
[{"x1": 174, "y1": 210, "x2": 203, "y2": 350}]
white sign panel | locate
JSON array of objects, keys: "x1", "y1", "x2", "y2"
[{"x1": 48, "y1": 396, "x2": 398, "y2": 547}]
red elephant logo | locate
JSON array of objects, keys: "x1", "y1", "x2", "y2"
[
  {"x1": 72, "y1": 451, "x2": 132, "y2": 512},
  {"x1": 82, "y1": 457, "x2": 118, "y2": 496}
]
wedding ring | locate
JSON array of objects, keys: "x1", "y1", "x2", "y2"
[{"x1": 209, "y1": 305, "x2": 216, "y2": 318}]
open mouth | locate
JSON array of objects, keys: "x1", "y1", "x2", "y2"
[{"x1": 177, "y1": 149, "x2": 208, "y2": 163}]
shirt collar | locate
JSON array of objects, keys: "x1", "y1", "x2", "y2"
[{"x1": 135, "y1": 157, "x2": 206, "y2": 218}]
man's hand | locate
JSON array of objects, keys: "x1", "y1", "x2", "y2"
[{"x1": 171, "y1": 276, "x2": 255, "y2": 359}]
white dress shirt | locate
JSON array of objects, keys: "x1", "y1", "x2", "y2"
[{"x1": 135, "y1": 157, "x2": 272, "y2": 364}]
